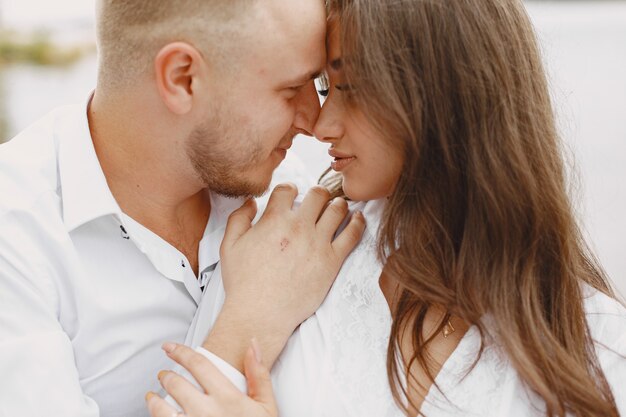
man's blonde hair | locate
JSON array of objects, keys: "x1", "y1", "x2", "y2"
[{"x1": 96, "y1": 0, "x2": 255, "y2": 90}]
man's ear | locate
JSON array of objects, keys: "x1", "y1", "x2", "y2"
[{"x1": 154, "y1": 42, "x2": 204, "y2": 115}]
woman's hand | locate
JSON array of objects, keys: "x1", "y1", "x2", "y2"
[
  {"x1": 221, "y1": 184, "x2": 363, "y2": 329},
  {"x1": 146, "y1": 341, "x2": 277, "y2": 417},
  {"x1": 204, "y1": 183, "x2": 365, "y2": 370}
]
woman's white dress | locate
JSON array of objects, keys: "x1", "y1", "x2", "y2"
[{"x1": 180, "y1": 199, "x2": 626, "y2": 417}]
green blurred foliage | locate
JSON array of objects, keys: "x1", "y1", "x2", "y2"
[
  {"x1": 0, "y1": 31, "x2": 86, "y2": 66},
  {"x1": 0, "y1": 72, "x2": 7, "y2": 144},
  {"x1": 0, "y1": 117, "x2": 7, "y2": 143},
  {"x1": 0, "y1": 31, "x2": 92, "y2": 143}
]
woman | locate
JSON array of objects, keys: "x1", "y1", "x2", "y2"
[{"x1": 148, "y1": 0, "x2": 626, "y2": 416}]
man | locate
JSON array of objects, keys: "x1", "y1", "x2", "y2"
[{"x1": 0, "y1": 1, "x2": 364, "y2": 416}]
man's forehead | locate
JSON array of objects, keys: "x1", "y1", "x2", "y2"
[
  {"x1": 262, "y1": 0, "x2": 327, "y2": 28},
  {"x1": 257, "y1": 0, "x2": 327, "y2": 49},
  {"x1": 229, "y1": 0, "x2": 326, "y2": 88},
  {"x1": 246, "y1": 4, "x2": 326, "y2": 83}
]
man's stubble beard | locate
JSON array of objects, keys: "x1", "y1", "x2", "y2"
[{"x1": 186, "y1": 119, "x2": 270, "y2": 199}]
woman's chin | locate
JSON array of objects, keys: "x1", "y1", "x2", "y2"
[
  {"x1": 343, "y1": 181, "x2": 378, "y2": 202},
  {"x1": 343, "y1": 175, "x2": 397, "y2": 202}
]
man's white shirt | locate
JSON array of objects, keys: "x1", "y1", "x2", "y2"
[{"x1": 0, "y1": 96, "x2": 313, "y2": 417}]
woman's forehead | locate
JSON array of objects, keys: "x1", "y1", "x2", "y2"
[{"x1": 326, "y1": 19, "x2": 342, "y2": 64}]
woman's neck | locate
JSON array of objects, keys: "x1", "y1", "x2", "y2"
[{"x1": 379, "y1": 268, "x2": 470, "y2": 414}]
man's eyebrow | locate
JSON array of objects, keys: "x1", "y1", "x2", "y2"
[{"x1": 285, "y1": 70, "x2": 323, "y2": 86}]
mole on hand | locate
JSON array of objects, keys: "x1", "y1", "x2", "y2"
[{"x1": 280, "y1": 238, "x2": 290, "y2": 252}]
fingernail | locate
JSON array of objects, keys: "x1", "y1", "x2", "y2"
[
  {"x1": 157, "y1": 370, "x2": 168, "y2": 381},
  {"x1": 145, "y1": 391, "x2": 156, "y2": 403},
  {"x1": 251, "y1": 338, "x2": 262, "y2": 364},
  {"x1": 162, "y1": 342, "x2": 177, "y2": 354}
]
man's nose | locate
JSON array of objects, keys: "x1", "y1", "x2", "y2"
[{"x1": 292, "y1": 81, "x2": 321, "y2": 136}]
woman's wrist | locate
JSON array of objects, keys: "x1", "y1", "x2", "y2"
[{"x1": 201, "y1": 300, "x2": 297, "y2": 372}]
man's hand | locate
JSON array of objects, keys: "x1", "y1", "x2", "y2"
[
  {"x1": 147, "y1": 342, "x2": 277, "y2": 417},
  {"x1": 205, "y1": 183, "x2": 365, "y2": 370}
]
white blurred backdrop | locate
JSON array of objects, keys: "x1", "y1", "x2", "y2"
[{"x1": 1, "y1": 1, "x2": 625, "y2": 297}]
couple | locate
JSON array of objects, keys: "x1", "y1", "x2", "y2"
[{"x1": 1, "y1": 1, "x2": 624, "y2": 417}]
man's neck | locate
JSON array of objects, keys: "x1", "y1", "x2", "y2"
[{"x1": 88, "y1": 90, "x2": 211, "y2": 274}]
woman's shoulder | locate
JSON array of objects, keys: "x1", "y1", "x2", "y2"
[
  {"x1": 582, "y1": 285, "x2": 626, "y2": 412},
  {"x1": 582, "y1": 284, "x2": 626, "y2": 351}
]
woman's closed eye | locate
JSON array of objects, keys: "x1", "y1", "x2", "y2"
[{"x1": 335, "y1": 84, "x2": 354, "y2": 92}]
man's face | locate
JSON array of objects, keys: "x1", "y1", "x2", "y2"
[{"x1": 187, "y1": 0, "x2": 327, "y2": 198}]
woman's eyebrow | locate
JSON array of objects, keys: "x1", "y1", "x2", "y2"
[{"x1": 330, "y1": 58, "x2": 343, "y2": 71}]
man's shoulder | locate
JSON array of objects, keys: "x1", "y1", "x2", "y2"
[
  {"x1": 0, "y1": 106, "x2": 81, "y2": 252},
  {"x1": 0, "y1": 106, "x2": 80, "y2": 216}
]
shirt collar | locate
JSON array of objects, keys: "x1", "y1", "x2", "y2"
[
  {"x1": 58, "y1": 93, "x2": 122, "y2": 232},
  {"x1": 198, "y1": 193, "x2": 246, "y2": 268}
]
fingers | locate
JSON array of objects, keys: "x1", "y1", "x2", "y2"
[
  {"x1": 297, "y1": 186, "x2": 332, "y2": 222},
  {"x1": 145, "y1": 392, "x2": 179, "y2": 417},
  {"x1": 163, "y1": 343, "x2": 236, "y2": 397},
  {"x1": 331, "y1": 211, "x2": 366, "y2": 260},
  {"x1": 244, "y1": 340, "x2": 276, "y2": 411},
  {"x1": 316, "y1": 197, "x2": 349, "y2": 239},
  {"x1": 157, "y1": 371, "x2": 204, "y2": 416},
  {"x1": 264, "y1": 183, "x2": 299, "y2": 214},
  {"x1": 222, "y1": 199, "x2": 257, "y2": 249}
]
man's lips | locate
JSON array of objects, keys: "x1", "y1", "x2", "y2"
[
  {"x1": 277, "y1": 139, "x2": 294, "y2": 151},
  {"x1": 273, "y1": 145, "x2": 291, "y2": 158},
  {"x1": 273, "y1": 142, "x2": 291, "y2": 160}
]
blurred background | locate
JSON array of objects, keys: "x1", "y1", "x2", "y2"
[{"x1": 0, "y1": 1, "x2": 625, "y2": 297}]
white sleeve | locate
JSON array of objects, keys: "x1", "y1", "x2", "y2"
[
  {"x1": 0, "y1": 212, "x2": 100, "y2": 417},
  {"x1": 165, "y1": 346, "x2": 248, "y2": 410},
  {"x1": 195, "y1": 347, "x2": 248, "y2": 393}
]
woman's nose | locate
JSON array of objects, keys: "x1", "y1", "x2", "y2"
[{"x1": 313, "y1": 96, "x2": 343, "y2": 143}]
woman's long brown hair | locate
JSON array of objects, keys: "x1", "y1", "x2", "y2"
[{"x1": 324, "y1": 0, "x2": 620, "y2": 416}]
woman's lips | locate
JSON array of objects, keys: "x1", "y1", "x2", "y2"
[
  {"x1": 331, "y1": 156, "x2": 356, "y2": 171},
  {"x1": 328, "y1": 149, "x2": 356, "y2": 172},
  {"x1": 328, "y1": 148, "x2": 352, "y2": 159}
]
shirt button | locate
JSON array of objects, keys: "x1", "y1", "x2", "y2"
[
  {"x1": 199, "y1": 272, "x2": 210, "y2": 287},
  {"x1": 181, "y1": 259, "x2": 186, "y2": 268}
]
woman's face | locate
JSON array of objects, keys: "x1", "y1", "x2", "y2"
[{"x1": 313, "y1": 21, "x2": 404, "y2": 202}]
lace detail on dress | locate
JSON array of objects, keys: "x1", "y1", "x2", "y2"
[
  {"x1": 325, "y1": 225, "x2": 403, "y2": 417},
  {"x1": 322, "y1": 198, "x2": 515, "y2": 417}
]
